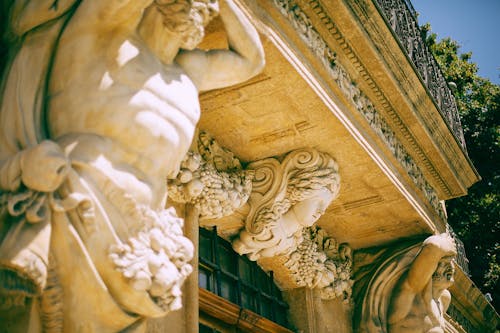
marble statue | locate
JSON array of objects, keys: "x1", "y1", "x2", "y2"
[
  {"x1": 0, "y1": 0, "x2": 264, "y2": 331},
  {"x1": 232, "y1": 148, "x2": 340, "y2": 261},
  {"x1": 388, "y1": 234, "x2": 456, "y2": 333},
  {"x1": 353, "y1": 233, "x2": 457, "y2": 333}
]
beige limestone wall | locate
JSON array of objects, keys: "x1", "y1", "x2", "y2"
[{"x1": 285, "y1": 288, "x2": 352, "y2": 333}]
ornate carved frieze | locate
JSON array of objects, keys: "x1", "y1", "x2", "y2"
[
  {"x1": 285, "y1": 226, "x2": 353, "y2": 301},
  {"x1": 232, "y1": 148, "x2": 340, "y2": 261},
  {"x1": 375, "y1": 0, "x2": 466, "y2": 148},
  {"x1": 272, "y1": 0, "x2": 446, "y2": 221},
  {"x1": 168, "y1": 132, "x2": 254, "y2": 222}
]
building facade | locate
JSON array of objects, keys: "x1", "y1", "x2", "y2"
[{"x1": 0, "y1": 0, "x2": 497, "y2": 332}]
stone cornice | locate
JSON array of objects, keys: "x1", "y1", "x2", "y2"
[
  {"x1": 268, "y1": 0, "x2": 479, "y2": 204},
  {"x1": 270, "y1": 0, "x2": 446, "y2": 222},
  {"x1": 373, "y1": 0, "x2": 465, "y2": 148},
  {"x1": 334, "y1": 0, "x2": 480, "y2": 196},
  {"x1": 449, "y1": 267, "x2": 499, "y2": 333}
]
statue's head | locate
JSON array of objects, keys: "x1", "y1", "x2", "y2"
[
  {"x1": 244, "y1": 148, "x2": 340, "y2": 238},
  {"x1": 287, "y1": 185, "x2": 336, "y2": 227},
  {"x1": 285, "y1": 159, "x2": 340, "y2": 227},
  {"x1": 155, "y1": 0, "x2": 219, "y2": 50},
  {"x1": 432, "y1": 256, "x2": 455, "y2": 289},
  {"x1": 274, "y1": 150, "x2": 340, "y2": 227}
]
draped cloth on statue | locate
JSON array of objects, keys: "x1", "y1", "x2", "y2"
[
  {"x1": 0, "y1": 2, "x2": 193, "y2": 331},
  {"x1": 0, "y1": 3, "x2": 74, "y2": 301},
  {"x1": 353, "y1": 239, "x2": 424, "y2": 333}
]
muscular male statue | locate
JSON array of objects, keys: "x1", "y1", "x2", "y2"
[
  {"x1": 0, "y1": 0, "x2": 264, "y2": 331},
  {"x1": 388, "y1": 234, "x2": 457, "y2": 333},
  {"x1": 49, "y1": 0, "x2": 265, "y2": 208}
]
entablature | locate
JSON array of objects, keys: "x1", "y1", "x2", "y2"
[
  {"x1": 197, "y1": 0, "x2": 460, "y2": 249},
  {"x1": 325, "y1": 0, "x2": 480, "y2": 199}
]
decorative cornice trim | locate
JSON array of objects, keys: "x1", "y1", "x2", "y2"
[{"x1": 272, "y1": 0, "x2": 446, "y2": 221}]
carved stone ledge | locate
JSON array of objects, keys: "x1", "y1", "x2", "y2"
[{"x1": 199, "y1": 288, "x2": 294, "y2": 333}]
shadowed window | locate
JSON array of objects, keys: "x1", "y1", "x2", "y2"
[{"x1": 198, "y1": 226, "x2": 292, "y2": 332}]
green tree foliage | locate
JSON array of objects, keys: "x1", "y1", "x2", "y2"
[{"x1": 422, "y1": 23, "x2": 500, "y2": 309}]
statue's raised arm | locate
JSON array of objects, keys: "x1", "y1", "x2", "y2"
[
  {"x1": 1, "y1": 0, "x2": 265, "y2": 331},
  {"x1": 403, "y1": 234, "x2": 457, "y2": 294},
  {"x1": 170, "y1": 0, "x2": 265, "y2": 91},
  {"x1": 388, "y1": 234, "x2": 457, "y2": 333}
]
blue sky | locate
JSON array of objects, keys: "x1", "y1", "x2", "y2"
[{"x1": 412, "y1": 0, "x2": 500, "y2": 85}]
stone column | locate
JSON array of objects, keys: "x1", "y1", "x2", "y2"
[{"x1": 183, "y1": 204, "x2": 200, "y2": 333}]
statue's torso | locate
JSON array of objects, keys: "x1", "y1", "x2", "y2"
[
  {"x1": 389, "y1": 294, "x2": 444, "y2": 333},
  {"x1": 48, "y1": 28, "x2": 200, "y2": 200}
]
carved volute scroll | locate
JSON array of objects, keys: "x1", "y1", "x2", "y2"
[
  {"x1": 232, "y1": 148, "x2": 341, "y2": 261},
  {"x1": 353, "y1": 233, "x2": 457, "y2": 333},
  {"x1": 168, "y1": 131, "x2": 254, "y2": 222}
]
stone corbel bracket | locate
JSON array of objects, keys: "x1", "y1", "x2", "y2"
[
  {"x1": 168, "y1": 132, "x2": 254, "y2": 222},
  {"x1": 232, "y1": 148, "x2": 340, "y2": 261},
  {"x1": 285, "y1": 226, "x2": 353, "y2": 301}
]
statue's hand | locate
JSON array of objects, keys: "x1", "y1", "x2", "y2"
[
  {"x1": 423, "y1": 233, "x2": 457, "y2": 257},
  {"x1": 21, "y1": 141, "x2": 70, "y2": 192}
]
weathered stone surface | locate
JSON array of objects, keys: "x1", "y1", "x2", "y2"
[
  {"x1": 354, "y1": 233, "x2": 457, "y2": 333},
  {"x1": 0, "y1": 0, "x2": 264, "y2": 331}
]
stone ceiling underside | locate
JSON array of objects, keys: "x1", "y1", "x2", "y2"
[{"x1": 197, "y1": 33, "x2": 429, "y2": 249}]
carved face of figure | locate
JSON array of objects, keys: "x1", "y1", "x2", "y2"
[
  {"x1": 432, "y1": 257, "x2": 455, "y2": 289},
  {"x1": 156, "y1": 0, "x2": 220, "y2": 50},
  {"x1": 290, "y1": 188, "x2": 335, "y2": 227}
]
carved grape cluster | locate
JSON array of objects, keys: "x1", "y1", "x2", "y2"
[
  {"x1": 284, "y1": 234, "x2": 324, "y2": 287},
  {"x1": 168, "y1": 151, "x2": 253, "y2": 220},
  {"x1": 285, "y1": 226, "x2": 353, "y2": 301},
  {"x1": 109, "y1": 207, "x2": 194, "y2": 312}
]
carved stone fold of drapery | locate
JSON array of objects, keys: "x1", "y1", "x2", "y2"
[
  {"x1": 0, "y1": 141, "x2": 86, "y2": 304},
  {"x1": 0, "y1": 139, "x2": 195, "y2": 318}
]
